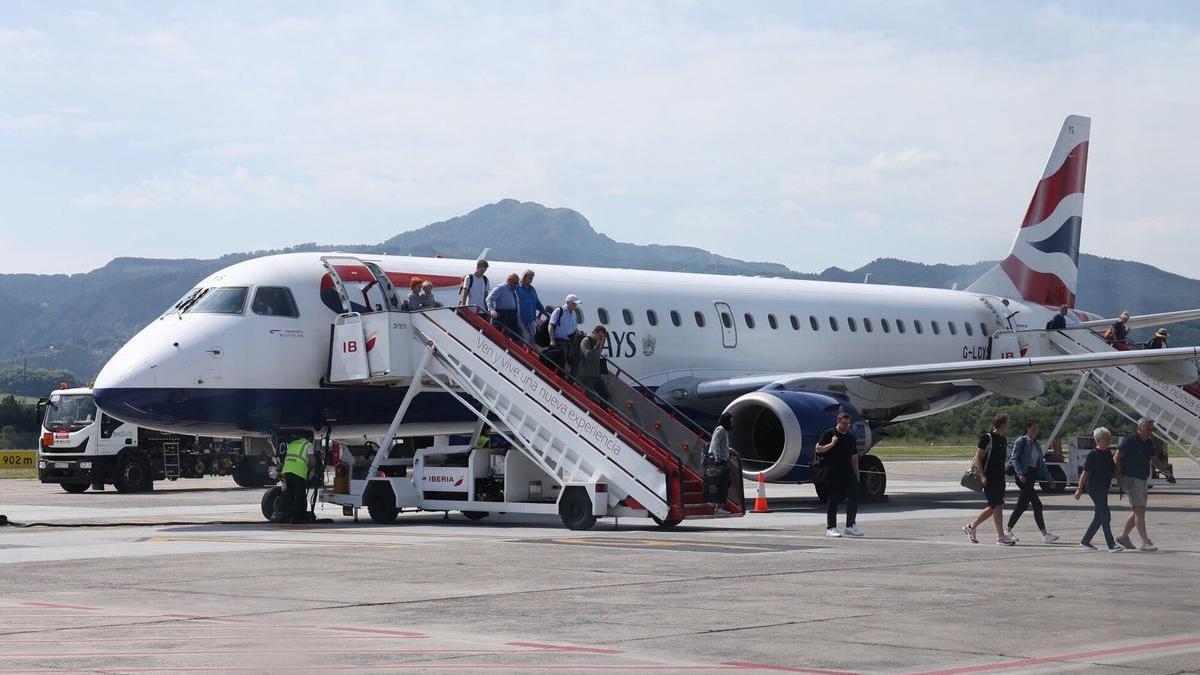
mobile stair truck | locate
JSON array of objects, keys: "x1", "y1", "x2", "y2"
[
  {"x1": 36, "y1": 387, "x2": 275, "y2": 493},
  {"x1": 300, "y1": 256, "x2": 746, "y2": 529}
]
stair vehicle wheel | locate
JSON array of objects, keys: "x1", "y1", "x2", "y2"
[
  {"x1": 232, "y1": 459, "x2": 260, "y2": 488},
  {"x1": 1040, "y1": 465, "x2": 1068, "y2": 494},
  {"x1": 260, "y1": 486, "x2": 283, "y2": 520},
  {"x1": 858, "y1": 455, "x2": 887, "y2": 502},
  {"x1": 366, "y1": 484, "x2": 400, "y2": 524},
  {"x1": 651, "y1": 514, "x2": 682, "y2": 529},
  {"x1": 558, "y1": 487, "x2": 597, "y2": 531},
  {"x1": 114, "y1": 454, "x2": 152, "y2": 493},
  {"x1": 461, "y1": 511, "x2": 489, "y2": 521},
  {"x1": 61, "y1": 482, "x2": 89, "y2": 494}
]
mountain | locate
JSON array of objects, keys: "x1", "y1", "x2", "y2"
[{"x1": 2, "y1": 199, "x2": 1197, "y2": 388}]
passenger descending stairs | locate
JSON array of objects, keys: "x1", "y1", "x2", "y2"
[
  {"x1": 408, "y1": 308, "x2": 745, "y2": 523},
  {"x1": 1048, "y1": 328, "x2": 1200, "y2": 465}
]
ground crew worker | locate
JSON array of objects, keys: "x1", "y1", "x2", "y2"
[{"x1": 277, "y1": 437, "x2": 315, "y2": 524}]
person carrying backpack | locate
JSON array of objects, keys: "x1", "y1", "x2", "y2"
[
  {"x1": 548, "y1": 294, "x2": 583, "y2": 373},
  {"x1": 459, "y1": 260, "x2": 489, "y2": 312}
]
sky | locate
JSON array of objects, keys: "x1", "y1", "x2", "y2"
[{"x1": 2, "y1": 1, "x2": 1199, "y2": 278}]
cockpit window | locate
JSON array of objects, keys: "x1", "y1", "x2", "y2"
[
  {"x1": 252, "y1": 286, "x2": 299, "y2": 318},
  {"x1": 188, "y1": 287, "x2": 249, "y2": 314},
  {"x1": 165, "y1": 287, "x2": 207, "y2": 316}
]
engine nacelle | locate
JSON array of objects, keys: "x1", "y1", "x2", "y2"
[{"x1": 724, "y1": 390, "x2": 867, "y2": 482}]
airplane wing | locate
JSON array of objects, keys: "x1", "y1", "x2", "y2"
[
  {"x1": 1069, "y1": 308, "x2": 1200, "y2": 332},
  {"x1": 695, "y1": 345, "x2": 1200, "y2": 399}
]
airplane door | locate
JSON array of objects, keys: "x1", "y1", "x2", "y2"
[{"x1": 714, "y1": 301, "x2": 737, "y2": 348}]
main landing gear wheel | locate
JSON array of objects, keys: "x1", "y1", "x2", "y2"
[
  {"x1": 261, "y1": 486, "x2": 283, "y2": 520},
  {"x1": 859, "y1": 455, "x2": 887, "y2": 503},
  {"x1": 61, "y1": 483, "x2": 89, "y2": 494},
  {"x1": 558, "y1": 487, "x2": 597, "y2": 531},
  {"x1": 461, "y1": 511, "x2": 489, "y2": 521},
  {"x1": 651, "y1": 514, "x2": 681, "y2": 529},
  {"x1": 114, "y1": 454, "x2": 152, "y2": 493}
]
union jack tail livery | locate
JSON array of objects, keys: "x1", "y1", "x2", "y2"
[{"x1": 968, "y1": 115, "x2": 1090, "y2": 308}]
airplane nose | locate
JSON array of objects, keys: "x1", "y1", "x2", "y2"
[{"x1": 93, "y1": 319, "x2": 183, "y2": 426}]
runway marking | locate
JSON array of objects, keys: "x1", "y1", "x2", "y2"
[
  {"x1": 326, "y1": 626, "x2": 427, "y2": 638},
  {"x1": 911, "y1": 634, "x2": 1200, "y2": 674},
  {"x1": 145, "y1": 535, "x2": 408, "y2": 548},
  {"x1": 0, "y1": 665, "x2": 848, "y2": 673},
  {"x1": 723, "y1": 663, "x2": 858, "y2": 674},
  {"x1": 508, "y1": 641, "x2": 624, "y2": 654},
  {"x1": 20, "y1": 602, "x2": 99, "y2": 611},
  {"x1": 529, "y1": 537, "x2": 819, "y2": 555}
]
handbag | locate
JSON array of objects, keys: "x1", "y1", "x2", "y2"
[{"x1": 960, "y1": 467, "x2": 984, "y2": 492}]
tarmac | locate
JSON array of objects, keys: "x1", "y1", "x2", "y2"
[{"x1": 2, "y1": 459, "x2": 1199, "y2": 674}]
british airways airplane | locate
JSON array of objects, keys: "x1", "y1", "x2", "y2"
[{"x1": 93, "y1": 115, "x2": 1200, "y2": 488}]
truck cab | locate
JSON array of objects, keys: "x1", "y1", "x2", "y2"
[{"x1": 37, "y1": 387, "x2": 273, "y2": 493}]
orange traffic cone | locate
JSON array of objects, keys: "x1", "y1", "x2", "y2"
[{"x1": 752, "y1": 472, "x2": 770, "y2": 513}]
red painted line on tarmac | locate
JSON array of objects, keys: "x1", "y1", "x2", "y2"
[
  {"x1": 0, "y1": 635, "x2": 390, "y2": 644},
  {"x1": 324, "y1": 626, "x2": 427, "y2": 638},
  {"x1": 20, "y1": 602, "x2": 100, "y2": 611},
  {"x1": 911, "y1": 634, "x2": 1200, "y2": 674},
  {"x1": 75, "y1": 666, "x2": 781, "y2": 673},
  {"x1": 723, "y1": 662, "x2": 858, "y2": 674},
  {"x1": 508, "y1": 641, "x2": 624, "y2": 654}
]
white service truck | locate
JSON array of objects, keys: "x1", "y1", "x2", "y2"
[{"x1": 36, "y1": 387, "x2": 275, "y2": 493}]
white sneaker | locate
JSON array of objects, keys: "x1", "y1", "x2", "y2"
[
  {"x1": 1140, "y1": 542, "x2": 1158, "y2": 552},
  {"x1": 1079, "y1": 542, "x2": 1097, "y2": 551},
  {"x1": 1043, "y1": 532, "x2": 1060, "y2": 544},
  {"x1": 962, "y1": 524, "x2": 978, "y2": 544},
  {"x1": 826, "y1": 527, "x2": 841, "y2": 538},
  {"x1": 997, "y1": 535, "x2": 1016, "y2": 546},
  {"x1": 1004, "y1": 530, "x2": 1019, "y2": 542},
  {"x1": 712, "y1": 506, "x2": 728, "y2": 516},
  {"x1": 844, "y1": 525, "x2": 864, "y2": 537},
  {"x1": 1107, "y1": 545, "x2": 1124, "y2": 553}
]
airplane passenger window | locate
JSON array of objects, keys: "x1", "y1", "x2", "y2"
[
  {"x1": 251, "y1": 286, "x2": 300, "y2": 318},
  {"x1": 809, "y1": 316, "x2": 819, "y2": 331},
  {"x1": 847, "y1": 317, "x2": 857, "y2": 332},
  {"x1": 646, "y1": 310, "x2": 658, "y2": 326},
  {"x1": 670, "y1": 310, "x2": 681, "y2": 327},
  {"x1": 744, "y1": 313, "x2": 756, "y2": 329},
  {"x1": 790, "y1": 315, "x2": 800, "y2": 330},
  {"x1": 598, "y1": 308, "x2": 610, "y2": 325},
  {"x1": 768, "y1": 314, "x2": 778, "y2": 330},
  {"x1": 948, "y1": 321, "x2": 958, "y2": 336},
  {"x1": 896, "y1": 319, "x2": 906, "y2": 334},
  {"x1": 881, "y1": 318, "x2": 891, "y2": 333},
  {"x1": 914, "y1": 319, "x2": 924, "y2": 335},
  {"x1": 622, "y1": 309, "x2": 634, "y2": 326},
  {"x1": 829, "y1": 316, "x2": 839, "y2": 331},
  {"x1": 694, "y1": 311, "x2": 706, "y2": 327},
  {"x1": 931, "y1": 320, "x2": 941, "y2": 335},
  {"x1": 863, "y1": 317, "x2": 873, "y2": 333},
  {"x1": 721, "y1": 312, "x2": 733, "y2": 329},
  {"x1": 189, "y1": 287, "x2": 249, "y2": 315},
  {"x1": 964, "y1": 322, "x2": 974, "y2": 336},
  {"x1": 980, "y1": 322, "x2": 990, "y2": 337}
]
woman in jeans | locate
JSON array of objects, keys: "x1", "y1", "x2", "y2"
[
  {"x1": 1006, "y1": 420, "x2": 1059, "y2": 544},
  {"x1": 1074, "y1": 427, "x2": 1123, "y2": 552}
]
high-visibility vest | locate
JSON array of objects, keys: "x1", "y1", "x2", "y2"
[{"x1": 281, "y1": 439, "x2": 311, "y2": 479}]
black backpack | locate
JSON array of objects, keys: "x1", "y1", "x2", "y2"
[{"x1": 534, "y1": 316, "x2": 551, "y2": 348}]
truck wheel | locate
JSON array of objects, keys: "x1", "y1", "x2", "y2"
[
  {"x1": 232, "y1": 460, "x2": 258, "y2": 488},
  {"x1": 261, "y1": 486, "x2": 283, "y2": 520},
  {"x1": 558, "y1": 487, "x2": 596, "y2": 531},
  {"x1": 859, "y1": 455, "x2": 887, "y2": 503},
  {"x1": 461, "y1": 511, "x2": 489, "y2": 521},
  {"x1": 61, "y1": 483, "x2": 89, "y2": 494},
  {"x1": 114, "y1": 455, "x2": 152, "y2": 493},
  {"x1": 1040, "y1": 465, "x2": 1068, "y2": 494},
  {"x1": 366, "y1": 483, "x2": 399, "y2": 524}
]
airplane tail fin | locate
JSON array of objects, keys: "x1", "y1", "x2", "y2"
[{"x1": 966, "y1": 115, "x2": 1090, "y2": 308}]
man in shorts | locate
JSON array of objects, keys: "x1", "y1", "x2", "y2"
[{"x1": 1114, "y1": 418, "x2": 1158, "y2": 552}]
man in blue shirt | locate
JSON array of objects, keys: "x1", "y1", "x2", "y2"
[
  {"x1": 486, "y1": 273, "x2": 522, "y2": 335},
  {"x1": 514, "y1": 269, "x2": 545, "y2": 345},
  {"x1": 1114, "y1": 418, "x2": 1158, "y2": 552}
]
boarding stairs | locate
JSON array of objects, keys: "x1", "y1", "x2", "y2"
[
  {"x1": 321, "y1": 258, "x2": 743, "y2": 524},
  {"x1": 1047, "y1": 328, "x2": 1200, "y2": 466}
]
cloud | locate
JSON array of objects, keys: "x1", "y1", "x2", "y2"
[
  {"x1": 76, "y1": 168, "x2": 313, "y2": 209},
  {"x1": 868, "y1": 148, "x2": 944, "y2": 174}
]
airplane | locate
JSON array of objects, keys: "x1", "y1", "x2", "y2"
[{"x1": 93, "y1": 115, "x2": 1200, "y2": 498}]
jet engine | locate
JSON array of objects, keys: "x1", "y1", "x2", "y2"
[{"x1": 724, "y1": 390, "x2": 866, "y2": 482}]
